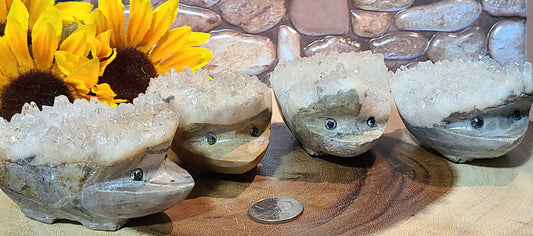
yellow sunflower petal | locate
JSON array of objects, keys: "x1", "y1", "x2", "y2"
[
  {"x1": 99, "y1": 48, "x2": 116, "y2": 76},
  {"x1": 95, "y1": 29, "x2": 113, "y2": 59},
  {"x1": 92, "y1": 83, "x2": 115, "y2": 98},
  {"x1": 66, "y1": 78, "x2": 90, "y2": 98},
  {"x1": 189, "y1": 48, "x2": 213, "y2": 70},
  {"x1": 32, "y1": 6, "x2": 62, "y2": 42},
  {"x1": 149, "y1": 26, "x2": 191, "y2": 63},
  {"x1": 92, "y1": 83, "x2": 126, "y2": 106},
  {"x1": 76, "y1": 21, "x2": 97, "y2": 39},
  {"x1": 32, "y1": 21, "x2": 57, "y2": 70},
  {"x1": 5, "y1": 0, "x2": 33, "y2": 72},
  {"x1": 0, "y1": 37, "x2": 19, "y2": 78},
  {"x1": 65, "y1": 57, "x2": 99, "y2": 90},
  {"x1": 83, "y1": 9, "x2": 109, "y2": 36},
  {"x1": 27, "y1": 0, "x2": 53, "y2": 29},
  {"x1": 54, "y1": 50, "x2": 80, "y2": 76},
  {"x1": 54, "y1": 1, "x2": 93, "y2": 26},
  {"x1": 0, "y1": 73, "x2": 8, "y2": 92},
  {"x1": 75, "y1": 23, "x2": 97, "y2": 55},
  {"x1": 0, "y1": 0, "x2": 9, "y2": 23},
  {"x1": 183, "y1": 31, "x2": 211, "y2": 47},
  {"x1": 59, "y1": 29, "x2": 88, "y2": 57},
  {"x1": 137, "y1": 0, "x2": 179, "y2": 53},
  {"x1": 95, "y1": 85, "x2": 127, "y2": 106},
  {"x1": 155, "y1": 47, "x2": 213, "y2": 74},
  {"x1": 99, "y1": 0, "x2": 124, "y2": 47},
  {"x1": 156, "y1": 54, "x2": 200, "y2": 74},
  {"x1": 92, "y1": 83, "x2": 115, "y2": 97},
  {"x1": 126, "y1": 0, "x2": 152, "y2": 47}
]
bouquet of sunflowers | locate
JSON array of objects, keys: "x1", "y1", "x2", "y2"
[{"x1": 0, "y1": 0, "x2": 212, "y2": 119}]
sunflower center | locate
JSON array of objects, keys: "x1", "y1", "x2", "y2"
[
  {"x1": 0, "y1": 70, "x2": 73, "y2": 120},
  {"x1": 99, "y1": 46, "x2": 157, "y2": 102}
]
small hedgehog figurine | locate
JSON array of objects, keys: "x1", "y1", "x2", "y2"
[{"x1": 147, "y1": 68, "x2": 272, "y2": 174}]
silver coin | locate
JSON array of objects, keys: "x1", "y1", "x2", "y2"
[{"x1": 248, "y1": 196, "x2": 303, "y2": 224}]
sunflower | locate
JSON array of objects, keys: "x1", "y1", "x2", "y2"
[
  {"x1": 0, "y1": 0, "x2": 94, "y2": 35},
  {"x1": 0, "y1": 0, "x2": 120, "y2": 120},
  {"x1": 84, "y1": 0, "x2": 213, "y2": 101}
]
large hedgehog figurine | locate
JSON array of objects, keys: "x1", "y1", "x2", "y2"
[
  {"x1": 0, "y1": 94, "x2": 194, "y2": 230},
  {"x1": 390, "y1": 58, "x2": 533, "y2": 163}
]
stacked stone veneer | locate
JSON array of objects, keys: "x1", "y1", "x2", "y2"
[{"x1": 140, "y1": 0, "x2": 527, "y2": 84}]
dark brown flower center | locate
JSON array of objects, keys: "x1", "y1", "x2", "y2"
[
  {"x1": 0, "y1": 70, "x2": 73, "y2": 120},
  {"x1": 99, "y1": 46, "x2": 157, "y2": 102}
]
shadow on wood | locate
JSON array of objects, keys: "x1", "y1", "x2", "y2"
[{"x1": 126, "y1": 212, "x2": 173, "y2": 235}]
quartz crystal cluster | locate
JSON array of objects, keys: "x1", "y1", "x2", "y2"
[
  {"x1": 270, "y1": 51, "x2": 391, "y2": 157},
  {"x1": 0, "y1": 94, "x2": 194, "y2": 230},
  {"x1": 390, "y1": 58, "x2": 533, "y2": 163},
  {"x1": 0, "y1": 94, "x2": 177, "y2": 165},
  {"x1": 146, "y1": 68, "x2": 272, "y2": 174}
]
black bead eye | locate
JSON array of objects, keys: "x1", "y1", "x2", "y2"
[
  {"x1": 325, "y1": 118, "x2": 337, "y2": 130},
  {"x1": 130, "y1": 168, "x2": 143, "y2": 181},
  {"x1": 470, "y1": 117, "x2": 484, "y2": 129},
  {"x1": 206, "y1": 133, "x2": 217, "y2": 145},
  {"x1": 250, "y1": 126, "x2": 260, "y2": 137},
  {"x1": 512, "y1": 110, "x2": 522, "y2": 120},
  {"x1": 367, "y1": 117, "x2": 376, "y2": 127}
]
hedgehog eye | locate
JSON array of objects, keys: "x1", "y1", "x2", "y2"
[
  {"x1": 130, "y1": 168, "x2": 143, "y2": 181},
  {"x1": 367, "y1": 117, "x2": 376, "y2": 127},
  {"x1": 512, "y1": 110, "x2": 521, "y2": 121},
  {"x1": 206, "y1": 133, "x2": 217, "y2": 145},
  {"x1": 250, "y1": 126, "x2": 260, "y2": 137},
  {"x1": 470, "y1": 117, "x2": 484, "y2": 129},
  {"x1": 325, "y1": 118, "x2": 337, "y2": 130}
]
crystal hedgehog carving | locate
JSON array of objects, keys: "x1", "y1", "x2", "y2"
[
  {"x1": 270, "y1": 51, "x2": 391, "y2": 157},
  {"x1": 0, "y1": 94, "x2": 194, "y2": 231},
  {"x1": 147, "y1": 68, "x2": 272, "y2": 174},
  {"x1": 390, "y1": 58, "x2": 533, "y2": 163}
]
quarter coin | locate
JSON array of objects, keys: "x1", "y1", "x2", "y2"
[{"x1": 248, "y1": 196, "x2": 303, "y2": 224}]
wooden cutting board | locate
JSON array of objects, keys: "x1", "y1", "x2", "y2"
[{"x1": 1, "y1": 99, "x2": 532, "y2": 235}]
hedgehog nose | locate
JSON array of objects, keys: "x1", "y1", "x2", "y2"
[{"x1": 148, "y1": 158, "x2": 194, "y2": 186}]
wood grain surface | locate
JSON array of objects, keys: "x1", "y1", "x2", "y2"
[{"x1": 1, "y1": 100, "x2": 533, "y2": 235}]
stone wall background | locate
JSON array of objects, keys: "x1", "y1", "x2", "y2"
[{"x1": 114, "y1": 0, "x2": 528, "y2": 85}]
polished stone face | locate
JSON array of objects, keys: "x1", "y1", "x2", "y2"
[
  {"x1": 172, "y1": 108, "x2": 272, "y2": 174},
  {"x1": 284, "y1": 89, "x2": 387, "y2": 157},
  {"x1": 402, "y1": 96, "x2": 532, "y2": 163}
]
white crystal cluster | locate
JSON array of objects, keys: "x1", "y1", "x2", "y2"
[
  {"x1": 0, "y1": 94, "x2": 178, "y2": 166},
  {"x1": 390, "y1": 58, "x2": 533, "y2": 128},
  {"x1": 146, "y1": 68, "x2": 271, "y2": 125},
  {"x1": 271, "y1": 51, "x2": 390, "y2": 122}
]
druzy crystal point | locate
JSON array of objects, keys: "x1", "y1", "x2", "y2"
[
  {"x1": 390, "y1": 58, "x2": 533, "y2": 163},
  {"x1": 0, "y1": 94, "x2": 194, "y2": 230},
  {"x1": 270, "y1": 51, "x2": 391, "y2": 157},
  {"x1": 147, "y1": 68, "x2": 272, "y2": 174}
]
